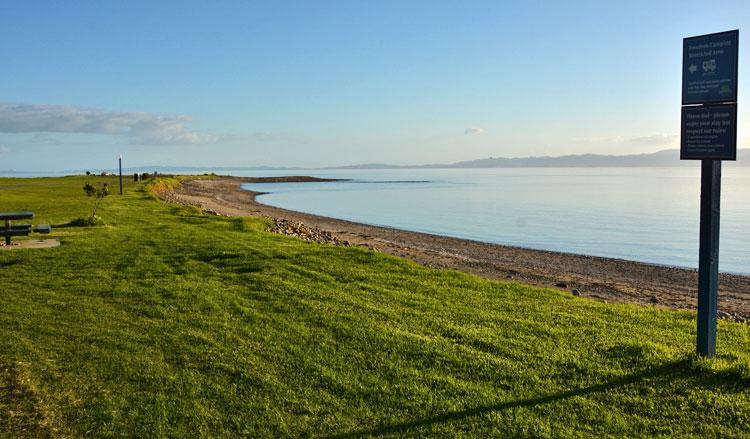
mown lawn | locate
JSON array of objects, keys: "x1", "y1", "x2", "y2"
[{"x1": 1, "y1": 176, "x2": 749, "y2": 438}]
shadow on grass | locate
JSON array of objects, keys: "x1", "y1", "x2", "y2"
[
  {"x1": 326, "y1": 359, "x2": 748, "y2": 438},
  {"x1": 53, "y1": 218, "x2": 95, "y2": 228},
  {"x1": 52, "y1": 221, "x2": 82, "y2": 228},
  {"x1": 0, "y1": 362, "x2": 52, "y2": 438},
  {"x1": 0, "y1": 259, "x2": 21, "y2": 268}
]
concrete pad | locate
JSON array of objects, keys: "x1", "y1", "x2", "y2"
[{"x1": 0, "y1": 239, "x2": 60, "y2": 250}]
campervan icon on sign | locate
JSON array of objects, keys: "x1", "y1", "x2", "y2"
[{"x1": 702, "y1": 59, "x2": 717, "y2": 73}]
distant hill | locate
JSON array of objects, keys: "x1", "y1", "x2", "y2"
[
  {"x1": 331, "y1": 149, "x2": 750, "y2": 169},
  {"x1": 4, "y1": 149, "x2": 748, "y2": 176}
]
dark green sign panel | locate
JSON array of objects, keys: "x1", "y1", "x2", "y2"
[
  {"x1": 681, "y1": 104, "x2": 737, "y2": 160},
  {"x1": 682, "y1": 30, "x2": 738, "y2": 105},
  {"x1": 681, "y1": 30, "x2": 738, "y2": 161}
]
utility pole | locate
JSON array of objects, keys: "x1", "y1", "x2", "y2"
[{"x1": 119, "y1": 154, "x2": 123, "y2": 195}]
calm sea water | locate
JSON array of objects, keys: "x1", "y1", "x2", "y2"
[{"x1": 237, "y1": 167, "x2": 750, "y2": 275}]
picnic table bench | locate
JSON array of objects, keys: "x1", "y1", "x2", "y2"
[{"x1": 0, "y1": 212, "x2": 51, "y2": 245}]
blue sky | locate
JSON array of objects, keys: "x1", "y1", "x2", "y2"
[{"x1": 0, "y1": 0, "x2": 748, "y2": 171}]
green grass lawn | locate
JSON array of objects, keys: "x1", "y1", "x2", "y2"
[{"x1": 1, "y1": 176, "x2": 749, "y2": 438}]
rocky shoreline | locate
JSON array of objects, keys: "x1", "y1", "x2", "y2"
[{"x1": 160, "y1": 176, "x2": 750, "y2": 323}]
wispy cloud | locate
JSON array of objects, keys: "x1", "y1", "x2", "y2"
[
  {"x1": 0, "y1": 145, "x2": 9, "y2": 156},
  {"x1": 0, "y1": 103, "x2": 217, "y2": 145},
  {"x1": 464, "y1": 127, "x2": 484, "y2": 135},
  {"x1": 629, "y1": 133, "x2": 678, "y2": 145},
  {"x1": 573, "y1": 133, "x2": 677, "y2": 146},
  {"x1": 571, "y1": 135, "x2": 625, "y2": 144}
]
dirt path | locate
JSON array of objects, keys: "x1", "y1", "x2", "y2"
[{"x1": 160, "y1": 176, "x2": 750, "y2": 323}]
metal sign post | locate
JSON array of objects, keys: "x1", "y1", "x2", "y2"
[
  {"x1": 680, "y1": 30, "x2": 738, "y2": 358},
  {"x1": 696, "y1": 160, "x2": 721, "y2": 356}
]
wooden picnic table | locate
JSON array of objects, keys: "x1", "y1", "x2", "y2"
[{"x1": 0, "y1": 212, "x2": 50, "y2": 245}]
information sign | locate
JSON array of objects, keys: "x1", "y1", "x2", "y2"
[
  {"x1": 680, "y1": 104, "x2": 737, "y2": 160},
  {"x1": 682, "y1": 30, "x2": 738, "y2": 105}
]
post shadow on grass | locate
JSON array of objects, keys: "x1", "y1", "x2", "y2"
[
  {"x1": 53, "y1": 217, "x2": 104, "y2": 228},
  {"x1": 326, "y1": 358, "x2": 750, "y2": 438}
]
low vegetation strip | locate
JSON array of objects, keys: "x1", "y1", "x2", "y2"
[{"x1": 0, "y1": 176, "x2": 749, "y2": 437}]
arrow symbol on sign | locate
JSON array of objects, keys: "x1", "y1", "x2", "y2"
[{"x1": 689, "y1": 64, "x2": 698, "y2": 73}]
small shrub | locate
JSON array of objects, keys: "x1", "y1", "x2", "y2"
[{"x1": 83, "y1": 182, "x2": 109, "y2": 220}]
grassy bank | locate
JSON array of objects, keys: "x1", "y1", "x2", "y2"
[{"x1": 1, "y1": 176, "x2": 749, "y2": 437}]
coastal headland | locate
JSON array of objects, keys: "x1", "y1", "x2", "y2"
[{"x1": 162, "y1": 176, "x2": 750, "y2": 322}]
